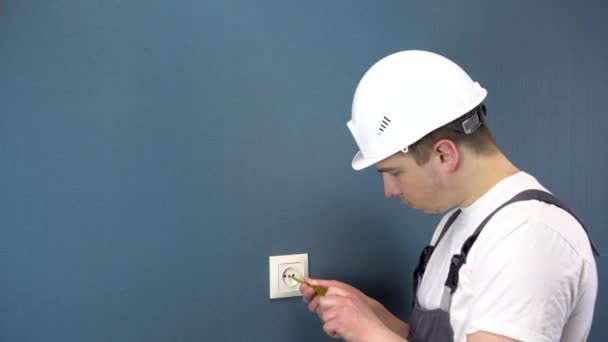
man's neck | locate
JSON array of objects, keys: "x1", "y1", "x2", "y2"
[{"x1": 457, "y1": 153, "x2": 520, "y2": 208}]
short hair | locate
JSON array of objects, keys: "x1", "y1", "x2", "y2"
[{"x1": 407, "y1": 108, "x2": 498, "y2": 165}]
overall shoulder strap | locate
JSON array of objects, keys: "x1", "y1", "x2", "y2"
[
  {"x1": 435, "y1": 209, "x2": 463, "y2": 247},
  {"x1": 445, "y1": 189, "x2": 600, "y2": 294},
  {"x1": 411, "y1": 209, "x2": 462, "y2": 307}
]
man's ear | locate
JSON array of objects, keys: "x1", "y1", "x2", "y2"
[{"x1": 433, "y1": 139, "x2": 459, "y2": 173}]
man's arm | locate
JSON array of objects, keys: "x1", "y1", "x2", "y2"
[
  {"x1": 368, "y1": 297, "x2": 410, "y2": 339},
  {"x1": 468, "y1": 331, "x2": 520, "y2": 342}
]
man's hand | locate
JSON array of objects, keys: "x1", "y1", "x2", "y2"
[{"x1": 300, "y1": 277, "x2": 406, "y2": 342}]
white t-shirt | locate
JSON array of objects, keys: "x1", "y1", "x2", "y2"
[{"x1": 416, "y1": 172, "x2": 598, "y2": 342}]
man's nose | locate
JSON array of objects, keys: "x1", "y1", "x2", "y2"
[{"x1": 383, "y1": 174, "x2": 400, "y2": 198}]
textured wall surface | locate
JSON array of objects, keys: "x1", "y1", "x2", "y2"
[{"x1": 1, "y1": 1, "x2": 606, "y2": 341}]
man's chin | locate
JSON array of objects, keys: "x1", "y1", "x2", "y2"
[
  {"x1": 421, "y1": 208, "x2": 439, "y2": 215},
  {"x1": 407, "y1": 203, "x2": 440, "y2": 215},
  {"x1": 404, "y1": 202, "x2": 428, "y2": 214},
  {"x1": 423, "y1": 207, "x2": 450, "y2": 216},
  {"x1": 401, "y1": 199, "x2": 413, "y2": 207},
  {"x1": 402, "y1": 200, "x2": 440, "y2": 215}
]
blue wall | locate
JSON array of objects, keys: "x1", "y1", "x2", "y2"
[{"x1": 1, "y1": 1, "x2": 606, "y2": 341}]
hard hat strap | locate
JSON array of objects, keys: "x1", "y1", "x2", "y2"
[{"x1": 446, "y1": 104, "x2": 487, "y2": 135}]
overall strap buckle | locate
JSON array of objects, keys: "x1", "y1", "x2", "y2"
[
  {"x1": 445, "y1": 254, "x2": 466, "y2": 293},
  {"x1": 415, "y1": 246, "x2": 435, "y2": 277},
  {"x1": 412, "y1": 246, "x2": 435, "y2": 307}
]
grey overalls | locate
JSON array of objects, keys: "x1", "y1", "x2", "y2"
[{"x1": 408, "y1": 190, "x2": 600, "y2": 342}]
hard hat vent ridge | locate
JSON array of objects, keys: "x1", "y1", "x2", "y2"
[{"x1": 377, "y1": 116, "x2": 392, "y2": 135}]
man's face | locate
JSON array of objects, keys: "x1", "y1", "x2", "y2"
[{"x1": 375, "y1": 152, "x2": 446, "y2": 214}]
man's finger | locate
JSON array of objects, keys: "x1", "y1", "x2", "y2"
[
  {"x1": 313, "y1": 295, "x2": 343, "y2": 319},
  {"x1": 305, "y1": 277, "x2": 345, "y2": 290},
  {"x1": 308, "y1": 294, "x2": 321, "y2": 314},
  {"x1": 320, "y1": 306, "x2": 339, "y2": 323},
  {"x1": 317, "y1": 295, "x2": 348, "y2": 312},
  {"x1": 323, "y1": 321, "x2": 342, "y2": 339},
  {"x1": 301, "y1": 285, "x2": 316, "y2": 304},
  {"x1": 324, "y1": 285, "x2": 353, "y2": 298}
]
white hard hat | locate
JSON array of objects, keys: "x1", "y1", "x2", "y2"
[{"x1": 347, "y1": 50, "x2": 487, "y2": 170}]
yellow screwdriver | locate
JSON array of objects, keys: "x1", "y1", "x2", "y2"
[{"x1": 292, "y1": 276, "x2": 327, "y2": 296}]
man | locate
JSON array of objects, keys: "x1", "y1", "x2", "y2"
[{"x1": 300, "y1": 50, "x2": 598, "y2": 342}]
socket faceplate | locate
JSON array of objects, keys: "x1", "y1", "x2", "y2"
[{"x1": 269, "y1": 253, "x2": 309, "y2": 299}]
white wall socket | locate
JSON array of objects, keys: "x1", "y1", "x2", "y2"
[{"x1": 269, "y1": 253, "x2": 308, "y2": 299}]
